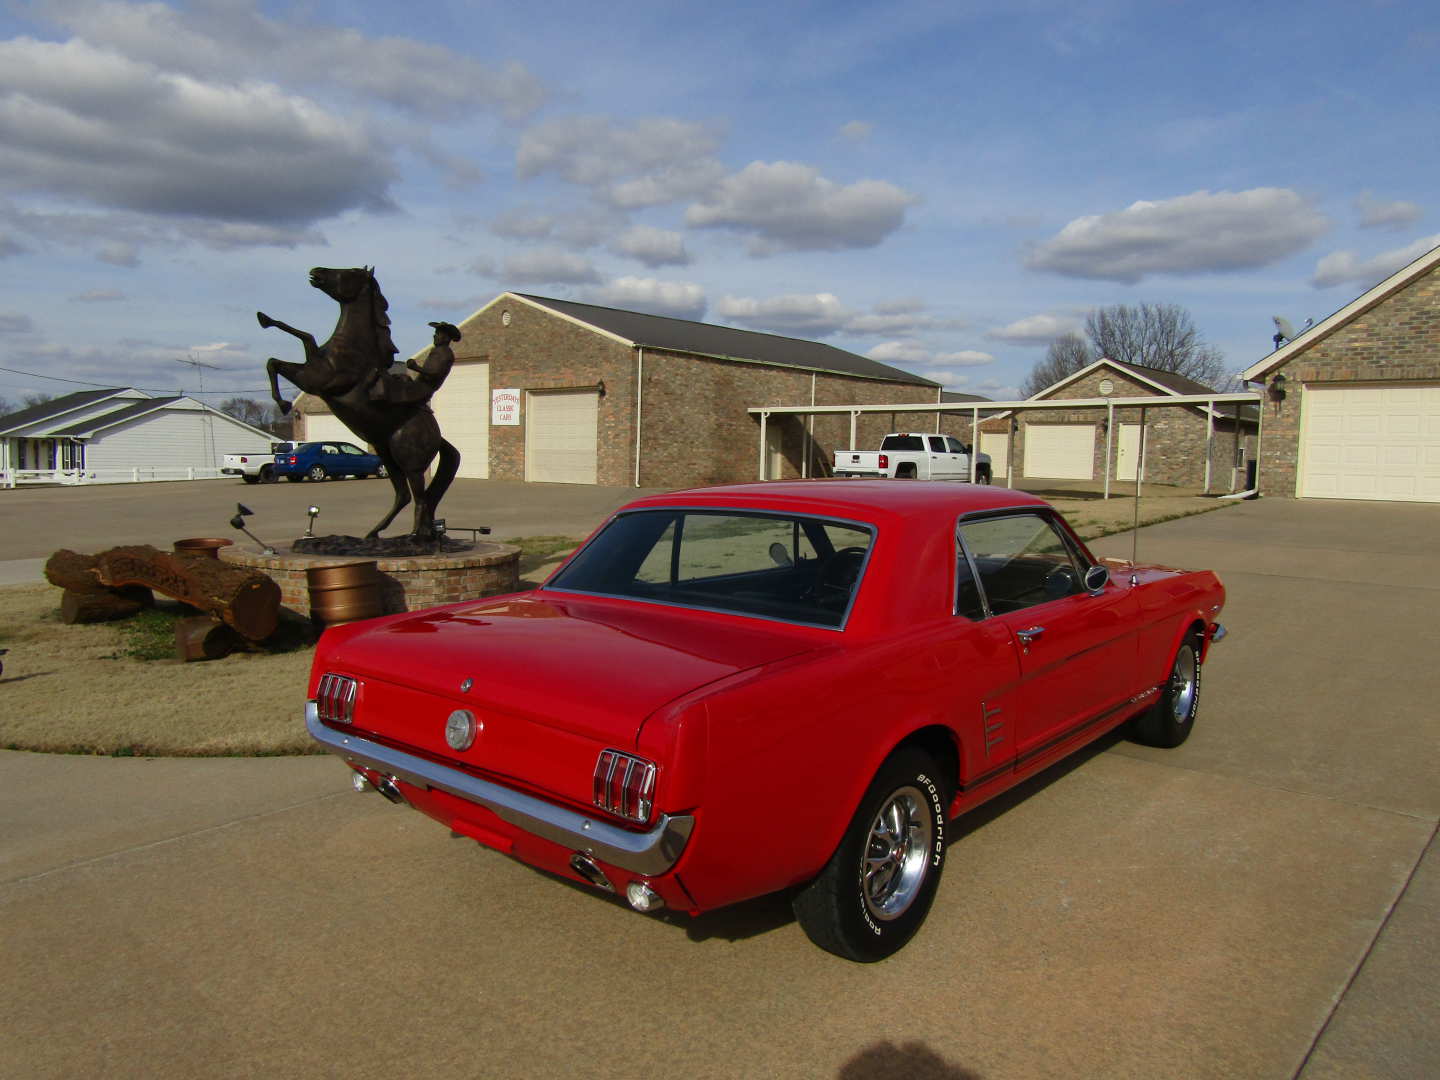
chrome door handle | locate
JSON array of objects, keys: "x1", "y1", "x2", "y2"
[{"x1": 1016, "y1": 626, "x2": 1045, "y2": 647}]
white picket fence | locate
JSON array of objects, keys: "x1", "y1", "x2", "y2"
[{"x1": 0, "y1": 468, "x2": 230, "y2": 488}]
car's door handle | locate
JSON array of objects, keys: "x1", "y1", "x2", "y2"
[{"x1": 1016, "y1": 626, "x2": 1045, "y2": 648}]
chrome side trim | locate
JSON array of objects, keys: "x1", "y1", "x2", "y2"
[{"x1": 305, "y1": 703, "x2": 694, "y2": 876}]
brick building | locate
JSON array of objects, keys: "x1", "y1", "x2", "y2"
[
  {"x1": 299, "y1": 292, "x2": 944, "y2": 488},
  {"x1": 1241, "y1": 243, "x2": 1440, "y2": 502},
  {"x1": 977, "y1": 358, "x2": 1256, "y2": 491}
]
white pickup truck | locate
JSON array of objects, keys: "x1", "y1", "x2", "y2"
[
  {"x1": 221, "y1": 443, "x2": 290, "y2": 484},
  {"x1": 833, "y1": 432, "x2": 992, "y2": 482}
]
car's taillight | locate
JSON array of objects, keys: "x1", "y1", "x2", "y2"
[
  {"x1": 288, "y1": 455, "x2": 298, "y2": 464},
  {"x1": 592, "y1": 750, "x2": 656, "y2": 823},
  {"x1": 879, "y1": 453, "x2": 889, "y2": 469},
  {"x1": 239, "y1": 456, "x2": 249, "y2": 463},
  {"x1": 315, "y1": 673, "x2": 357, "y2": 724}
]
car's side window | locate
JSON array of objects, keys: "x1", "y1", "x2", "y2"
[
  {"x1": 958, "y1": 513, "x2": 1084, "y2": 616},
  {"x1": 928, "y1": 436, "x2": 947, "y2": 453},
  {"x1": 955, "y1": 547, "x2": 986, "y2": 620}
]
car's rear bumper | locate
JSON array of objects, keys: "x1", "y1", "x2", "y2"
[{"x1": 305, "y1": 703, "x2": 694, "y2": 876}]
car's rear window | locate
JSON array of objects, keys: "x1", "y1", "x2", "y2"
[{"x1": 545, "y1": 509, "x2": 874, "y2": 628}]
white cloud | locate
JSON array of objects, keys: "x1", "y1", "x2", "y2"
[
  {"x1": 503, "y1": 248, "x2": 601, "y2": 285},
  {"x1": 516, "y1": 115, "x2": 725, "y2": 207},
  {"x1": 71, "y1": 289, "x2": 125, "y2": 302},
  {"x1": 489, "y1": 205, "x2": 620, "y2": 248},
  {"x1": 612, "y1": 226, "x2": 690, "y2": 267},
  {"x1": 839, "y1": 120, "x2": 873, "y2": 141},
  {"x1": 1311, "y1": 234, "x2": 1440, "y2": 289},
  {"x1": 686, "y1": 161, "x2": 917, "y2": 253},
  {"x1": 0, "y1": 313, "x2": 34, "y2": 333},
  {"x1": 1355, "y1": 191, "x2": 1423, "y2": 230},
  {"x1": 716, "y1": 292, "x2": 851, "y2": 334},
  {"x1": 986, "y1": 313, "x2": 1082, "y2": 344},
  {"x1": 0, "y1": 37, "x2": 396, "y2": 225},
  {"x1": 870, "y1": 341, "x2": 994, "y2": 371},
  {"x1": 0, "y1": 232, "x2": 27, "y2": 257},
  {"x1": 98, "y1": 242, "x2": 139, "y2": 266},
  {"x1": 1027, "y1": 188, "x2": 1329, "y2": 282},
  {"x1": 177, "y1": 222, "x2": 326, "y2": 250},
  {"x1": 36, "y1": 0, "x2": 549, "y2": 121},
  {"x1": 491, "y1": 207, "x2": 557, "y2": 240},
  {"x1": 584, "y1": 277, "x2": 706, "y2": 320}
]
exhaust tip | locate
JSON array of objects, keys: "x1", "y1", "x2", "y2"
[
  {"x1": 351, "y1": 770, "x2": 373, "y2": 793},
  {"x1": 626, "y1": 882, "x2": 665, "y2": 913},
  {"x1": 374, "y1": 775, "x2": 407, "y2": 805},
  {"x1": 569, "y1": 852, "x2": 614, "y2": 893}
]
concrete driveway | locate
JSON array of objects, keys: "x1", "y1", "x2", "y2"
[{"x1": 2, "y1": 497, "x2": 1436, "y2": 1078}]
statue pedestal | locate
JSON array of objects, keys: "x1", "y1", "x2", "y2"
[{"x1": 221, "y1": 541, "x2": 522, "y2": 621}]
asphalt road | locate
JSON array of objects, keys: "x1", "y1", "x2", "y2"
[{"x1": 2, "y1": 496, "x2": 1436, "y2": 1078}]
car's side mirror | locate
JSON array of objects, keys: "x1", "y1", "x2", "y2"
[
  {"x1": 1084, "y1": 564, "x2": 1110, "y2": 594},
  {"x1": 768, "y1": 542, "x2": 793, "y2": 567}
]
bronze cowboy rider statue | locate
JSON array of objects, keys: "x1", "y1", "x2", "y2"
[{"x1": 369, "y1": 321, "x2": 460, "y2": 406}]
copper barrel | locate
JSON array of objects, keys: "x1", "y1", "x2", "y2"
[
  {"x1": 307, "y1": 560, "x2": 384, "y2": 628},
  {"x1": 173, "y1": 537, "x2": 234, "y2": 559}
]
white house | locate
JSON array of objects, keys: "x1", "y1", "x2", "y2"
[{"x1": 0, "y1": 388, "x2": 277, "y2": 486}]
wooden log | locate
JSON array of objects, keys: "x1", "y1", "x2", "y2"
[
  {"x1": 91, "y1": 545, "x2": 280, "y2": 641},
  {"x1": 174, "y1": 616, "x2": 241, "y2": 662},
  {"x1": 45, "y1": 550, "x2": 103, "y2": 593},
  {"x1": 60, "y1": 587, "x2": 148, "y2": 624}
]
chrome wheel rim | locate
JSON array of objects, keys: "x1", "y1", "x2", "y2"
[
  {"x1": 862, "y1": 786, "x2": 933, "y2": 921},
  {"x1": 1170, "y1": 644, "x2": 1197, "y2": 723}
]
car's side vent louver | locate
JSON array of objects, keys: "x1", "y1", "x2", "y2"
[
  {"x1": 316, "y1": 673, "x2": 358, "y2": 725},
  {"x1": 592, "y1": 750, "x2": 656, "y2": 823}
]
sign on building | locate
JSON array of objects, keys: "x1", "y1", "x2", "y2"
[{"x1": 491, "y1": 389, "x2": 520, "y2": 426}]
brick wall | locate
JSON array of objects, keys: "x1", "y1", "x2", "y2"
[{"x1": 1258, "y1": 262, "x2": 1440, "y2": 497}]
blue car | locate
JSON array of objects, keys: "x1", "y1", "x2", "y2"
[{"x1": 274, "y1": 441, "x2": 387, "y2": 482}]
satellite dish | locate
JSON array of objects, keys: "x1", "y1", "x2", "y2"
[{"x1": 1271, "y1": 316, "x2": 1314, "y2": 345}]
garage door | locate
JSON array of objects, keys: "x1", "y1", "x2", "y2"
[
  {"x1": 300, "y1": 412, "x2": 353, "y2": 445},
  {"x1": 1023, "y1": 425, "x2": 1095, "y2": 480},
  {"x1": 979, "y1": 432, "x2": 1009, "y2": 479},
  {"x1": 430, "y1": 361, "x2": 490, "y2": 479},
  {"x1": 1300, "y1": 384, "x2": 1440, "y2": 502},
  {"x1": 526, "y1": 390, "x2": 598, "y2": 484}
]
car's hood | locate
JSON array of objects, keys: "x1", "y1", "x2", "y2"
[{"x1": 324, "y1": 591, "x2": 825, "y2": 748}]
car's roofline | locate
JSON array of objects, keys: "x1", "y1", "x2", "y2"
[{"x1": 619, "y1": 479, "x2": 1048, "y2": 523}]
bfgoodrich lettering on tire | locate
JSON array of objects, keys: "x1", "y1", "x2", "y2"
[{"x1": 792, "y1": 747, "x2": 951, "y2": 962}]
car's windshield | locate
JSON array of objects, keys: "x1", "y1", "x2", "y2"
[{"x1": 546, "y1": 509, "x2": 874, "y2": 628}]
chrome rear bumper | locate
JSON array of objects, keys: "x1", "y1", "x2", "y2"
[{"x1": 305, "y1": 703, "x2": 693, "y2": 876}]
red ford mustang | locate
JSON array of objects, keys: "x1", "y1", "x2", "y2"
[{"x1": 306, "y1": 481, "x2": 1225, "y2": 961}]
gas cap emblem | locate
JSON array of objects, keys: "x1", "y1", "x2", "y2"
[
  {"x1": 445, "y1": 709, "x2": 479, "y2": 751},
  {"x1": 460, "y1": 678, "x2": 473, "y2": 693}
]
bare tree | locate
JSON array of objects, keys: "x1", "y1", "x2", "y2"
[
  {"x1": 1022, "y1": 303, "x2": 1230, "y2": 396},
  {"x1": 22, "y1": 392, "x2": 54, "y2": 408},
  {"x1": 218, "y1": 396, "x2": 289, "y2": 438},
  {"x1": 1020, "y1": 333, "x2": 1096, "y2": 397},
  {"x1": 1083, "y1": 303, "x2": 1228, "y2": 387},
  {"x1": 0, "y1": 396, "x2": 15, "y2": 418}
]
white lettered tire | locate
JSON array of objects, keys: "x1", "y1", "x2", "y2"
[{"x1": 792, "y1": 747, "x2": 950, "y2": 962}]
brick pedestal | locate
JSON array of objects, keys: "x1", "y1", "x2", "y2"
[{"x1": 220, "y1": 541, "x2": 522, "y2": 619}]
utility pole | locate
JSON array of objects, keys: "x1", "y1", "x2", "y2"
[{"x1": 175, "y1": 353, "x2": 222, "y2": 469}]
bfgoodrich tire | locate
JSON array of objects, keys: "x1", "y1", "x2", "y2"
[
  {"x1": 1130, "y1": 631, "x2": 1202, "y2": 748},
  {"x1": 792, "y1": 748, "x2": 950, "y2": 962},
  {"x1": 306, "y1": 465, "x2": 327, "y2": 481}
]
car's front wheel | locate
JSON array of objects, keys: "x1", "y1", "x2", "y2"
[
  {"x1": 792, "y1": 747, "x2": 950, "y2": 962},
  {"x1": 307, "y1": 465, "x2": 327, "y2": 481},
  {"x1": 1130, "y1": 631, "x2": 1202, "y2": 748}
]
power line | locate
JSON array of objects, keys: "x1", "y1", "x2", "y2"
[{"x1": 0, "y1": 365, "x2": 273, "y2": 396}]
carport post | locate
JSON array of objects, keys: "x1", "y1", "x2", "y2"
[
  {"x1": 849, "y1": 410, "x2": 858, "y2": 451},
  {"x1": 758, "y1": 411, "x2": 768, "y2": 480},
  {"x1": 1203, "y1": 403, "x2": 1215, "y2": 494},
  {"x1": 969, "y1": 406, "x2": 978, "y2": 482},
  {"x1": 1103, "y1": 400, "x2": 1114, "y2": 500}
]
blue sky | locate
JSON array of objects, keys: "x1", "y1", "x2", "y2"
[{"x1": 1, "y1": 0, "x2": 1435, "y2": 408}]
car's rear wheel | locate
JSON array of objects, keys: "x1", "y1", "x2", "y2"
[
  {"x1": 976, "y1": 464, "x2": 992, "y2": 484},
  {"x1": 259, "y1": 465, "x2": 275, "y2": 483},
  {"x1": 307, "y1": 465, "x2": 327, "y2": 481},
  {"x1": 895, "y1": 465, "x2": 917, "y2": 479},
  {"x1": 792, "y1": 747, "x2": 950, "y2": 962},
  {"x1": 1130, "y1": 631, "x2": 1201, "y2": 748}
]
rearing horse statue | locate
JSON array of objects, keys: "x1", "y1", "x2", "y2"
[{"x1": 258, "y1": 266, "x2": 460, "y2": 540}]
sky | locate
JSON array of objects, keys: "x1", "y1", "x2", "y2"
[{"x1": 1, "y1": 0, "x2": 1436, "y2": 410}]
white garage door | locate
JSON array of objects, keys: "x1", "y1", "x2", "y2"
[
  {"x1": 1024, "y1": 425, "x2": 1095, "y2": 480},
  {"x1": 300, "y1": 412, "x2": 353, "y2": 445},
  {"x1": 430, "y1": 361, "x2": 490, "y2": 479},
  {"x1": 1300, "y1": 384, "x2": 1440, "y2": 502},
  {"x1": 526, "y1": 390, "x2": 599, "y2": 484},
  {"x1": 979, "y1": 432, "x2": 1009, "y2": 478}
]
